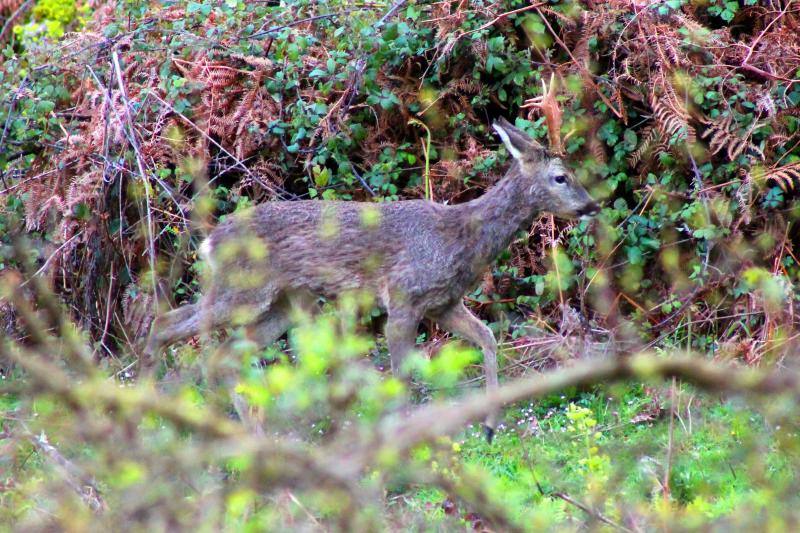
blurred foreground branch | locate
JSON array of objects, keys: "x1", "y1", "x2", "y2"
[
  {"x1": 21, "y1": 423, "x2": 106, "y2": 513},
  {"x1": 360, "y1": 353, "x2": 800, "y2": 469},
  {"x1": 5, "y1": 329, "x2": 797, "y2": 478},
  {"x1": 3, "y1": 268, "x2": 800, "y2": 527}
]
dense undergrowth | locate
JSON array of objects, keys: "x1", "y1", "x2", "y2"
[
  {"x1": 4, "y1": 294, "x2": 800, "y2": 530},
  {"x1": 1, "y1": 0, "x2": 799, "y2": 352},
  {"x1": 2, "y1": 0, "x2": 800, "y2": 530},
  {"x1": 407, "y1": 391, "x2": 795, "y2": 531}
]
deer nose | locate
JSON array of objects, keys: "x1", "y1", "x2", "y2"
[{"x1": 578, "y1": 202, "x2": 600, "y2": 217}]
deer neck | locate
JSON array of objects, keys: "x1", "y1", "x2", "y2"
[{"x1": 466, "y1": 164, "x2": 543, "y2": 265}]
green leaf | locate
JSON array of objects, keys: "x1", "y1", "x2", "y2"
[
  {"x1": 73, "y1": 203, "x2": 91, "y2": 221},
  {"x1": 487, "y1": 36, "x2": 504, "y2": 53},
  {"x1": 486, "y1": 55, "x2": 505, "y2": 73},
  {"x1": 313, "y1": 166, "x2": 331, "y2": 187},
  {"x1": 103, "y1": 23, "x2": 119, "y2": 37},
  {"x1": 36, "y1": 100, "x2": 55, "y2": 114},
  {"x1": 626, "y1": 246, "x2": 643, "y2": 265},
  {"x1": 623, "y1": 129, "x2": 637, "y2": 150}
]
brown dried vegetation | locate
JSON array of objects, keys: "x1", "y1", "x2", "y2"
[{"x1": 1, "y1": 0, "x2": 799, "y2": 363}]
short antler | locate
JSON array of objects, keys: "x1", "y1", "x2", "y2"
[{"x1": 521, "y1": 73, "x2": 564, "y2": 156}]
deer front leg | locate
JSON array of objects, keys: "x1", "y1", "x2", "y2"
[
  {"x1": 432, "y1": 301, "x2": 500, "y2": 441},
  {"x1": 385, "y1": 307, "x2": 421, "y2": 376}
]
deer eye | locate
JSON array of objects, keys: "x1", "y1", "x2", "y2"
[{"x1": 553, "y1": 175, "x2": 567, "y2": 184}]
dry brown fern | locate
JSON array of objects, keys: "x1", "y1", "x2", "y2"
[
  {"x1": 230, "y1": 53, "x2": 275, "y2": 71},
  {"x1": 701, "y1": 114, "x2": 764, "y2": 161},
  {"x1": 469, "y1": 40, "x2": 488, "y2": 68},
  {"x1": 0, "y1": 0, "x2": 24, "y2": 15},
  {"x1": 650, "y1": 92, "x2": 696, "y2": 145},
  {"x1": 121, "y1": 282, "x2": 156, "y2": 342},
  {"x1": 753, "y1": 162, "x2": 800, "y2": 192},
  {"x1": 735, "y1": 168, "x2": 754, "y2": 227},
  {"x1": 628, "y1": 126, "x2": 660, "y2": 169}
]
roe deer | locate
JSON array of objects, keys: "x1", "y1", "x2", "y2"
[{"x1": 143, "y1": 115, "x2": 599, "y2": 438}]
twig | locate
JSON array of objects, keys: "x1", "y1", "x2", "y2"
[
  {"x1": 306, "y1": 0, "x2": 407, "y2": 151},
  {"x1": 364, "y1": 353, "x2": 800, "y2": 470},
  {"x1": 741, "y1": 1, "x2": 795, "y2": 71},
  {"x1": 1, "y1": 340, "x2": 360, "y2": 496},
  {"x1": 98, "y1": 261, "x2": 116, "y2": 358},
  {"x1": 430, "y1": 468, "x2": 525, "y2": 533},
  {"x1": 526, "y1": 448, "x2": 632, "y2": 532},
  {"x1": 20, "y1": 424, "x2": 106, "y2": 513},
  {"x1": 456, "y1": 3, "x2": 547, "y2": 40},
  {"x1": 663, "y1": 376, "x2": 676, "y2": 502},
  {"x1": 408, "y1": 118, "x2": 433, "y2": 200},
  {"x1": 86, "y1": 66, "x2": 190, "y2": 228},
  {"x1": 0, "y1": 0, "x2": 33, "y2": 42},
  {"x1": 552, "y1": 491, "x2": 633, "y2": 532},
  {"x1": 375, "y1": 0, "x2": 407, "y2": 29},
  {"x1": 534, "y1": 8, "x2": 624, "y2": 119},
  {"x1": 145, "y1": 91, "x2": 296, "y2": 200},
  {"x1": 19, "y1": 231, "x2": 84, "y2": 287},
  {"x1": 246, "y1": 8, "x2": 374, "y2": 40},
  {"x1": 0, "y1": 74, "x2": 29, "y2": 189},
  {"x1": 351, "y1": 166, "x2": 376, "y2": 197},
  {"x1": 111, "y1": 50, "x2": 159, "y2": 308},
  {"x1": 285, "y1": 490, "x2": 322, "y2": 527}
]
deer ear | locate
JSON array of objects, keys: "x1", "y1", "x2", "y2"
[{"x1": 492, "y1": 117, "x2": 545, "y2": 160}]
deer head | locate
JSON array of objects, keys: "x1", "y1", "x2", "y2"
[
  {"x1": 491, "y1": 117, "x2": 599, "y2": 220},
  {"x1": 491, "y1": 75, "x2": 599, "y2": 219}
]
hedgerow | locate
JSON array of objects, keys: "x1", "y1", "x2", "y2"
[
  {"x1": 2, "y1": 1, "x2": 800, "y2": 529},
  {"x1": 2, "y1": 0, "x2": 799, "y2": 361}
]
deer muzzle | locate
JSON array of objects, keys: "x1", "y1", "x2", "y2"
[{"x1": 577, "y1": 201, "x2": 600, "y2": 218}]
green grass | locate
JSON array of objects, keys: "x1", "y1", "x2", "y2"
[
  {"x1": 400, "y1": 383, "x2": 798, "y2": 531},
  {"x1": 5, "y1": 327, "x2": 800, "y2": 530}
]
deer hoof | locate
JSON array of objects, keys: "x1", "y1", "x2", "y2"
[{"x1": 483, "y1": 424, "x2": 495, "y2": 444}]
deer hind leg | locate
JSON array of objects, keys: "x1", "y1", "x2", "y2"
[
  {"x1": 142, "y1": 302, "x2": 203, "y2": 371},
  {"x1": 142, "y1": 282, "x2": 280, "y2": 373},
  {"x1": 202, "y1": 304, "x2": 292, "y2": 438},
  {"x1": 244, "y1": 308, "x2": 293, "y2": 348},
  {"x1": 244, "y1": 290, "x2": 318, "y2": 349},
  {"x1": 142, "y1": 297, "x2": 231, "y2": 368},
  {"x1": 431, "y1": 301, "x2": 500, "y2": 441},
  {"x1": 219, "y1": 291, "x2": 318, "y2": 436},
  {"x1": 385, "y1": 306, "x2": 422, "y2": 376}
]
